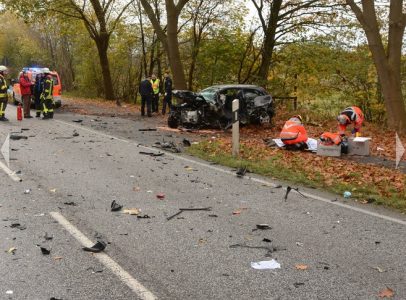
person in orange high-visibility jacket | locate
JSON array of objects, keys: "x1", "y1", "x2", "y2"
[
  {"x1": 337, "y1": 106, "x2": 364, "y2": 135},
  {"x1": 280, "y1": 115, "x2": 308, "y2": 150}
]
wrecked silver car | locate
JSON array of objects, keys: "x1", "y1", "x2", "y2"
[{"x1": 168, "y1": 84, "x2": 274, "y2": 129}]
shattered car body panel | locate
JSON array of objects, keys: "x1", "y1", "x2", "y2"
[{"x1": 168, "y1": 85, "x2": 274, "y2": 129}]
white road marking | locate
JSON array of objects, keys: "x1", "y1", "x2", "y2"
[
  {"x1": 0, "y1": 160, "x2": 22, "y2": 182},
  {"x1": 50, "y1": 211, "x2": 157, "y2": 300},
  {"x1": 55, "y1": 119, "x2": 406, "y2": 226}
]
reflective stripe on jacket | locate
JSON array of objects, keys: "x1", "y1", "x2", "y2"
[
  {"x1": 42, "y1": 76, "x2": 54, "y2": 100},
  {"x1": 0, "y1": 75, "x2": 7, "y2": 98},
  {"x1": 280, "y1": 120, "x2": 308, "y2": 145},
  {"x1": 338, "y1": 106, "x2": 364, "y2": 134}
]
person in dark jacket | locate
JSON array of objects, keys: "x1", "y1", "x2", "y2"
[
  {"x1": 139, "y1": 77, "x2": 153, "y2": 117},
  {"x1": 161, "y1": 71, "x2": 172, "y2": 115},
  {"x1": 34, "y1": 73, "x2": 45, "y2": 118},
  {"x1": 19, "y1": 71, "x2": 33, "y2": 118}
]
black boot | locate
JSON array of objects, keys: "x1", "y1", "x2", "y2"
[
  {"x1": 49, "y1": 112, "x2": 54, "y2": 119},
  {"x1": 0, "y1": 116, "x2": 8, "y2": 121},
  {"x1": 36, "y1": 112, "x2": 41, "y2": 118},
  {"x1": 42, "y1": 113, "x2": 50, "y2": 120}
]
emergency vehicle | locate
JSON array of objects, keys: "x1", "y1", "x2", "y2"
[{"x1": 12, "y1": 67, "x2": 62, "y2": 107}]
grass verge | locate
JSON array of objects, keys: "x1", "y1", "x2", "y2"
[{"x1": 187, "y1": 140, "x2": 406, "y2": 213}]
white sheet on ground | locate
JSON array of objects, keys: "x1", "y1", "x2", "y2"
[
  {"x1": 272, "y1": 138, "x2": 318, "y2": 152},
  {"x1": 353, "y1": 137, "x2": 371, "y2": 142},
  {"x1": 251, "y1": 259, "x2": 281, "y2": 270}
]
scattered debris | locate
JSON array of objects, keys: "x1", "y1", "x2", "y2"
[
  {"x1": 111, "y1": 200, "x2": 123, "y2": 212},
  {"x1": 184, "y1": 166, "x2": 194, "y2": 171},
  {"x1": 154, "y1": 141, "x2": 181, "y2": 153},
  {"x1": 10, "y1": 135, "x2": 28, "y2": 140},
  {"x1": 156, "y1": 193, "x2": 165, "y2": 200},
  {"x1": 49, "y1": 188, "x2": 57, "y2": 193},
  {"x1": 139, "y1": 151, "x2": 164, "y2": 157},
  {"x1": 182, "y1": 138, "x2": 191, "y2": 147},
  {"x1": 73, "y1": 132, "x2": 80, "y2": 137},
  {"x1": 236, "y1": 166, "x2": 247, "y2": 178},
  {"x1": 137, "y1": 215, "x2": 151, "y2": 219},
  {"x1": 123, "y1": 208, "x2": 140, "y2": 215},
  {"x1": 284, "y1": 186, "x2": 292, "y2": 200},
  {"x1": 53, "y1": 256, "x2": 63, "y2": 261},
  {"x1": 343, "y1": 191, "x2": 352, "y2": 198},
  {"x1": 251, "y1": 259, "x2": 281, "y2": 270},
  {"x1": 44, "y1": 232, "x2": 53, "y2": 240},
  {"x1": 167, "y1": 207, "x2": 212, "y2": 221},
  {"x1": 6, "y1": 247, "x2": 17, "y2": 254},
  {"x1": 232, "y1": 210, "x2": 241, "y2": 215},
  {"x1": 87, "y1": 266, "x2": 104, "y2": 273},
  {"x1": 296, "y1": 242, "x2": 304, "y2": 247},
  {"x1": 372, "y1": 266, "x2": 386, "y2": 273},
  {"x1": 208, "y1": 214, "x2": 218, "y2": 218},
  {"x1": 293, "y1": 282, "x2": 305, "y2": 288},
  {"x1": 133, "y1": 187, "x2": 141, "y2": 192},
  {"x1": 139, "y1": 128, "x2": 157, "y2": 131},
  {"x1": 6, "y1": 290, "x2": 13, "y2": 295},
  {"x1": 284, "y1": 186, "x2": 307, "y2": 200},
  {"x1": 40, "y1": 247, "x2": 51, "y2": 255},
  {"x1": 72, "y1": 119, "x2": 83, "y2": 123},
  {"x1": 83, "y1": 241, "x2": 106, "y2": 253},
  {"x1": 10, "y1": 223, "x2": 26, "y2": 230},
  {"x1": 50, "y1": 297, "x2": 63, "y2": 300},
  {"x1": 24, "y1": 189, "x2": 31, "y2": 194},
  {"x1": 262, "y1": 238, "x2": 272, "y2": 243},
  {"x1": 147, "y1": 190, "x2": 153, "y2": 193},
  {"x1": 295, "y1": 264, "x2": 308, "y2": 270},
  {"x1": 378, "y1": 287, "x2": 394, "y2": 298},
  {"x1": 255, "y1": 224, "x2": 272, "y2": 230},
  {"x1": 63, "y1": 202, "x2": 77, "y2": 206}
]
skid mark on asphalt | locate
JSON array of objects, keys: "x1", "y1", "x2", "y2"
[
  {"x1": 50, "y1": 212, "x2": 157, "y2": 300},
  {"x1": 55, "y1": 119, "x2": 406, "y2": 226}
]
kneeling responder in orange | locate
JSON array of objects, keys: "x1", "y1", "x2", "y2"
[
  {"x1": 280, "y1": 115, "x2": 308, "y2": 150},
  {"x1": 0, "y1": 65, "x2": 9, "y2": 122},
  {"x1": 337, "y1": 106, "x2": 364, "y2": 136},
  {"x1": 41, "y1": 69, "x2": 54, "y2": 119}
]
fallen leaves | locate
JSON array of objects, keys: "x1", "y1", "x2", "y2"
[
  {"x1": 378, "y1": 288, "x2": 394, "y2": 298},
  {"x1": 295, "y1": 264, "x2": 309, "y2": 270}
]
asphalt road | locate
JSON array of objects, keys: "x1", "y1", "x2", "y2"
[{"x1": 0, "y1": 106, "x2": 405, "y2": 300}]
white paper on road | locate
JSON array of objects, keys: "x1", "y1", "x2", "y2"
[
  {"x1": 272, "y1": 138, "x2": 318, "y2": 152},
  {"x1": 251, "y1": 259, "x2": 281, "y2": 270}
]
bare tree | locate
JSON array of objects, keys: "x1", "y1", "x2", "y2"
[
  {"x1": 346, "y1": 0, "x2": 406, "y2": 132},
  {"x1": 140, "y1": 0, "x2": 190, "y2": 89},
  {"x1": 52, "y1": 0, "x2": 134, "y2": 101}
]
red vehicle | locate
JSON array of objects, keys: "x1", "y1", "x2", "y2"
[{"x1": 12, "y1": 67, "x2": 62, "y2": 107}]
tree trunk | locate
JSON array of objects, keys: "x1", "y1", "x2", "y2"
[
  {"x1": 256, "y1": 0, "x2": 282, "y2": 83},
  {"x1": 95, "y1": 37, "x2": 115, "y2": 100},
  {"x1": 346, "y1": 0, "x2": 406, "y2": 133},
  {"x1": 166, "y1": 14, "x2": 187, "y2": 89}
]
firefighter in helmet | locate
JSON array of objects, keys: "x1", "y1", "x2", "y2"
[
  {"x1": 0, "y1": 65, "x2": 9, "y2": 121},
  {"x1": 40, "y1": 68, "x2": 54, "y2": 119}
]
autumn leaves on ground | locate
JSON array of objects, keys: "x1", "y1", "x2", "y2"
[{"x1": 61, "y1": 96, "x2": 406, "y2": 213}]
